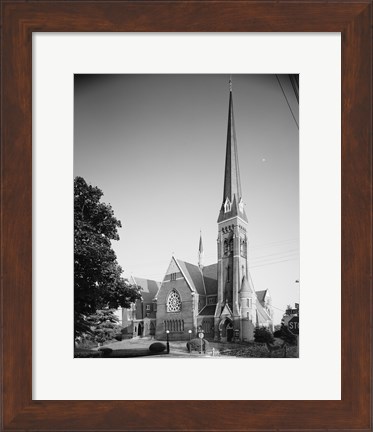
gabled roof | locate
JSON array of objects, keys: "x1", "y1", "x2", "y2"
[
  {"x1": 256, "y1": 289, "x2": 268, "y2": 305},
  {"x1": 220, "y1": 303, "x2": 233, "y2": 317},
  {"x1": 256, "y1": 298, "x2": 271, "y2": 323},
  {"x1": 176, "y1": 259, "x2": 206, "y2": 296},
  {"x1": 131, "y1": 276, "x2": 161, "y2": 303},
  {"x1": 202, "y1": 263, "x2": 218, "y2": 295},
  {"x1": 171, "y1": 259, "x2": 219, "y2": 297},
  {"x1": 198, "y1": 305, "x2": 216, "y2": 316}
]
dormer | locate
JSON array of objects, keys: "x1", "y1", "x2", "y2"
[
  {"x1": 238, "y1": 198, "x2": 244, "y2": 213},
  {"x1": 224, "y1": 197, "x2": 231, "y2": 213}
]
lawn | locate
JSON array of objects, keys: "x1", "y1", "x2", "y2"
[
  {"x1": 74, "y1": 338, "x2": 298, "y2": 358},
  {"x1": 218, "y1": 341, "x2": 298, "y2": 358}
]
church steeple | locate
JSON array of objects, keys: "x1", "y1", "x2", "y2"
[
  {"x1": 215, "y1": 77, "x2": 250, "y2": 339},
  {"x1": 218, "y1": 78, "x2": 248, "y2": 223}
]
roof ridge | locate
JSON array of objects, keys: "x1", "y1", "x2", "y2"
[
  {"x1": 174, "y1": 257, "x2": 196, "y2": 293},
  {"x1": 132, "y1": 275, "x2": 162, "y2": 284},
  {"x1": 177, "y1": 258, "x2": 199, "y2": 268},
  {"x1": 198, "y1": 304, "x2": 217, "y2": 316}
]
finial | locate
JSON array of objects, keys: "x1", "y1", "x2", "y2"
[
  {"x1": 199, "y1": 231, "x2": 203, "y2": 252},
  {"x1": 198, "y1": 231, "x2": 204, "y2": 270},
  {"x1": 229, "y1": 75, "x2": 232, "y2": 92}
]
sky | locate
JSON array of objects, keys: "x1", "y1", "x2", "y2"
[{"x1": 74, "y1": 74, "x2": 299, "y2": 324}]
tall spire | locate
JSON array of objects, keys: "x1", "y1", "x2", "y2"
[
  {"x1": 198, "y1": 231, "x2": 204, "y2": 270},
  {"x1": 218, "y1": 77, "x2": 248, "y2": 223}
]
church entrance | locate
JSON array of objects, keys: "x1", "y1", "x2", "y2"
[
  {"x1": 219, "y1": 318, "x2": 233, "y2": 342},
  {"x1": 150, "y1": 321, "x2": 155, "y2": 336},
  {"x1": 225, "y1": 320, "x2": 234, "y2": 342}
]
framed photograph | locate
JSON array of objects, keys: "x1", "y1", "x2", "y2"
[
  {"x1": 1, "y1": 1, "x2": 371, "y2": 431},
  {"x1": 72, "y1": 73, "x2": 300, "y2": 359}
]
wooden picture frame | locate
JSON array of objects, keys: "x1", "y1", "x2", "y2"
[{"x1": 1, "y1": 1, "x2": 371, "y2": 430}]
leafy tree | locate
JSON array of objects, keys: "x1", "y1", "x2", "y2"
[
  {"x1": 74, "y1": 176, "x2": 141, "y2": 337},
  {"x1": 85, "y1": 309, "x2": 121, "y2": 343},
  {"x1": 254, "y1": 326, "x2": 274, "y2": 343}
]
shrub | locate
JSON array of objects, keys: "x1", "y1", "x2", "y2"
[
  {"x1": 279, "y1": 324, "x2": 297, "y2": 345},
  {"x1": 186, "y1": 338, "x2": 210, "y2": 353},
  {"x1": 75, "y1": 338, "x2": 97, "y2": 350},
  {"x1": 149, "y1": 342, "x2": 166, "y2": 353},
  {"x1": 120, "y1": 332, "x2": 133, "y2": 340},
  {"x1": 74, "y1": 349, "x2": 101, "y2": 358},
  {"x1": 254, "y1": 327, "x2": 274, "y2": 344},
  {"x1": 114, "y1": 334, "x2": 122, "y2": 341}
]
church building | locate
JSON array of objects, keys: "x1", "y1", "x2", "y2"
[{"x1": 120, "y1": 80, "x2": 273, "y2": 342}]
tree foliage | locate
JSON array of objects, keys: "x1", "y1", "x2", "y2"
[
  {"x1": 74, "y1": 176, "x2": 141, "y2": 336},
  {"x1": 85, "y1": 309, "x2": 121, "y2": 343},
  {"x1": 187, "y1": 338, "x2": 210, "y2": 353}
]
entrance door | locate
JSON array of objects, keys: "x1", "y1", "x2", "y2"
[
  {"x1": 138, "y1": 323, "x2": 143, "y2": 336},
  {"x1": 226, "y1": 325, "x2": 233, "y2": 342},
  {"x1": 224, "y1": 319, "x2": 233, "y2": 342},
  {"x1": 150, "y1": 322, "x2": 155, "y2": 336}
]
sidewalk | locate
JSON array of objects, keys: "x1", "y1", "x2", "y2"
[{"x1": 93, "y1": 337, "x2": 236, "y2": 358}]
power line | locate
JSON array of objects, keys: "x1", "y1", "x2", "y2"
[
  {"x1": 289, "y1": 74, "x2": 299, "y2": 103},
  {"x1": 202, "y1": 241, "x2": 299, "y2": 261},
  {"x1": 250, "y1": 254, "x2": 299, "y2": 267},
  {"x1": 271, "y1": 305, "x2": 287, "y2": 313},
  {"x1": 127, "y1": 250, "x2": 299, "y2": 277},
  {"x1": 275, "y1": 74, "x2": 299, "y2": 130},
  {"x1": 249, "y1": 256, "x2": 298, "y2": 269},
  {"x1": 250, "y1": 238, "x2": 299, "y2": 250},
  {"x1": 250, "y1": 249, "x2": 299, "y2": 262}
]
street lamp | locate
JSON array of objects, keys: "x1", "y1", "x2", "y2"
[
  {"x1": 166, "y1": 330, "x2": 170, "y2": 354},
  {"x1": 188, "y1": 329, "x2": 192, "y2": 355}
]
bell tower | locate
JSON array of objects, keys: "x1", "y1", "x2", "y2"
[{"x1": 215, "y1": 78, "x2": 249, "y2": 341}]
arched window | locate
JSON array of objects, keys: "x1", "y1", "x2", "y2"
[
  {"x1": 229, "y1": 238, "x2": 234, "y2": 254},
  {"x1": 224, "y1": 239, "x2": 228, "y2": 255},
  {"x1": 240, "y1": 238, "x2": 247, "y2": 257},
  {"x1": 167, "y1": 289, "x2": 182, "y2": 312}
]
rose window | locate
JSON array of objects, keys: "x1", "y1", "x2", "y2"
[{"x1": 167, "y1": 290, "x2": 181, "y2": 312}]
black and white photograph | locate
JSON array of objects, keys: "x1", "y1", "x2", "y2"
[{"x1": 74, "y1": 74, "x2": 299, "y2": 358}]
